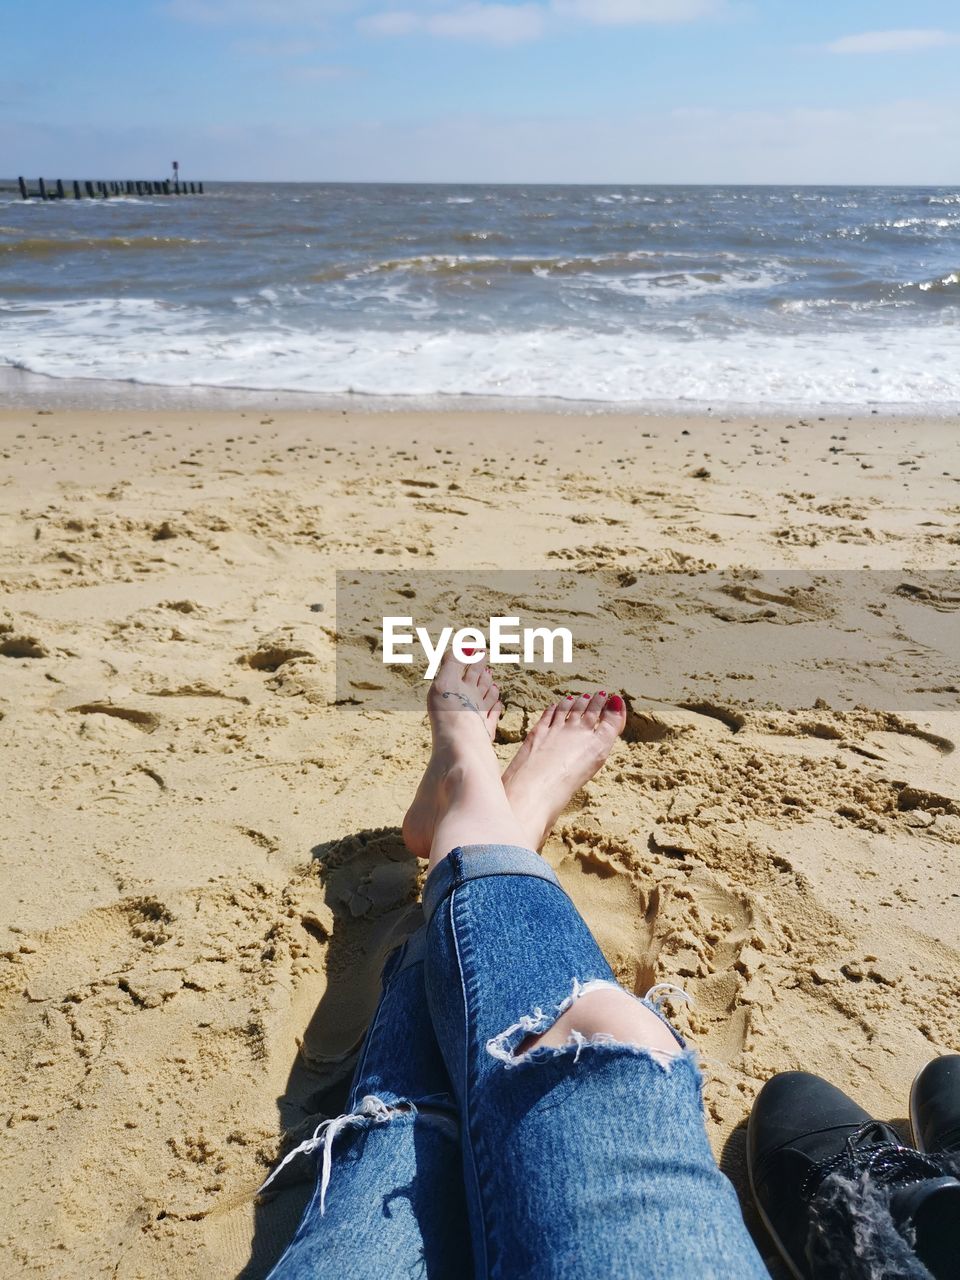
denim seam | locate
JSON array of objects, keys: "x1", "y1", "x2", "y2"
[{"x1": 449, "y1": 882, "x2": 494, "y2": 1280}]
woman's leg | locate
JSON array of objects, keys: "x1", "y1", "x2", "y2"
[
  {"x1": 264, "y1": 925, "x2": 472, "y2": 1280},
  {"x1": 413, "y1": 659, "x2": 768, "y2": 1279},
  {"x1": 265, "y1": 658, "x2": 508, "y2": 1278}
]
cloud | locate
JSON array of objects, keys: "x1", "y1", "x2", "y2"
[
  {"x1": 360, "y1": 11, "x2": 419, "y2": 36},
  {"x1": 360, "y1": 4, "x2": 545, "y2": 45},
  {"x1": 552, "y1": 0, "x2": 719, "y2": 24},
  {"x1": 167, "y1": 0, "x2": 721, "y2": 44},
  {"x1": 825, "y1": 29, "x2": 960, "y2": 55}
]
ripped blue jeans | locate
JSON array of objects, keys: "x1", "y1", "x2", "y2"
[{"x1": 265, "y1": 845, "x2": 769, "y2": 1279}]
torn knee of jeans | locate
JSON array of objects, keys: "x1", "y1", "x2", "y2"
[
  {"x1": 485, "y1": 977, "x2": 691, "y2": 1072},
  {"x1": 256, "y1": 1094, "x2": 458, "y2": 1209}
]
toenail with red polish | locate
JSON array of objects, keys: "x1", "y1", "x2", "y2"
[
  {"x1": 607, "y1": 694, "x2": 624, "y2": 713},
  {"x1": 599, "y1": 690, "x2": 606, "y2": 696},
  {"x1": 462, "y1": 647, "x2": 475, "y2": 656}
]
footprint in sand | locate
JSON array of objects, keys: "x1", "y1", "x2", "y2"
[
  {"x1": 12, "y1": 894, "x2": 175, "y2": 1007},
  {"x1": 240, "y1": 624, "x2": 322, "y2": 673},
  {"x1": 620, "y1": 694, "x2": 746, "y2": 740},
  {"x1": 0, "y1": 633, "x2": 49, "y2": 659},
  {"x1": 547, "y1": 833, "x2": 662, "y2": 996},
  {"x1": 241, "y1": 626, "x2": 333, "y2": 704},
  {"x1": 756, "y1": 707, "x2": 954, "y2": 788},
  {"x1": 549, "y1": 832, "x2": 776, "y2": 1072},
  {"x1": 67, "y1": 701, "x2": 161, "y2": 732}
]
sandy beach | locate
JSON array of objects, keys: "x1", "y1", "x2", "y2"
[{"x1": 2, "y1": 405, "x2": 959, "y2": 1279}]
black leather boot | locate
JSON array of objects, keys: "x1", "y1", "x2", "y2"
[
  {"x1": 748, "y1": 1071, "x2": 960, "y2": 1279},
  {"x1": 911, "y1": 1055, "x2": 960, "y2": 1155}
]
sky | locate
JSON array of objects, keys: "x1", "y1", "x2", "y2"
[{"x1": 5, "y1": 0, "x2": 960, "y2": 183}]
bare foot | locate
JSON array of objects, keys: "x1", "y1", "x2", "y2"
[
  {"x1": 501, "y1": 692, "x2": 627, "y2": 850},
  {"x1": 401, "y1": 651, "x2": 505, "y2": 860}
]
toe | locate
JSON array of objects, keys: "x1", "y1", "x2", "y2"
[
  {"x1": 558, "y1": 694, "x2": 577, "y2": 721},
  {"x1": 523, "y1": 704, "x2": 559, "y2": 744},
  {"x1": 436, "y1": 649, "x2": 467, "y2": 682},
  {"x1": 566, "y1": 692, "x2": 592, "y2": 723},
  {"x1": 460, "y1": 655, "x2": 486, "y2": 686},
  {"x1": 582, "y1": 691, "x2": 607, "y2": 729},
  {"x1": 486, "y1": 698, "x2": 503, "y2": 735},
  {"x1": 598, "y1": 693, "x2": 627, "y2": 737},
  {"x1": 537, "y1": 703, "x2": 562, "y2": 731}
]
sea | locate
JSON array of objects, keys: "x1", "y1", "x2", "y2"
[{"x1": 1, "y1": 182, "x2": 959, "y2": 411}]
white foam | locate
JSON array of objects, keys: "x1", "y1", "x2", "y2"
[
  {"x1": 600, "y1": 267, "x2": 785, "y2": 301},
  {"x1": 889, "y1": 216, "x2": 959, "y2": 229},
  {"x1": 917, "y1": 271, "x2": 960, "y2": 291},
  {"x1": 2, "y1": 296, "x2": 959, "y2": 409}
]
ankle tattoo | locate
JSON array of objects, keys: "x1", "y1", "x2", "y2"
[{"x1": 440, "y1": 690, "x2": 483, "y2": 718}]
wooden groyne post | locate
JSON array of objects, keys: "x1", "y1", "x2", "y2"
[{"x1": 17, "y1": 176, "x2": 205, "y2": 200}]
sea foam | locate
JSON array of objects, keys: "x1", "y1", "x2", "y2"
[{"x1": 3, "y1": 296, "x2": 958, "y2": 409}]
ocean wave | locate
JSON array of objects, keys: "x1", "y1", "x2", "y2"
[
  {"x1": 308, "y1": 253, "x2": 540, "y2": 282},
  {"x1": 889, "y1": 216, "x2": 960, "y2": 230},
  {"x1": 2, "y1": 296, "x2": 959, "y2": 409},
  {"x1": 0, "y1": 235, "x2": 202, "y2": 258},
  {"x1": 311, "y1": 250, "x2": 774, "y2": 284},
  {"x1": 774, "y1": 270, "x2": 960, "y2": 311},
  {"x1": 3, "y1": 196, "x2": 173, "y2": 209},
  {"x1": 307, "y1": 251, "x2": 796, "y2": 304},
  {"x1": 837, "y1": 218, "x2": 960, "y2": 244},
  {"x1": 912, "y1": 270, "x2": 960, "y2": 292},
  {"x1": 2, "y1": 183, "x2": 958, "y2": 408},
  {"x1": 599, "y1": 267, "x2": 784, "y2": 301}
]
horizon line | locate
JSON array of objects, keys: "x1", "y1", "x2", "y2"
[{"x1": 3, "y1": 177, "x2": 958, "y2": 188}]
